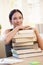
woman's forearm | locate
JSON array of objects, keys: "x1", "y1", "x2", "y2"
[
  {"x1": 5, "y1": 25, "x2": 25, "y2": 44},
  {"x1": 5, "y1": 27, "x2": 19, "y2": 44}
]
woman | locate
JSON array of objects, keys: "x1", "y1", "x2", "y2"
[{"x1": 5, "y1": 9, "x2": 43, "y2": 57}]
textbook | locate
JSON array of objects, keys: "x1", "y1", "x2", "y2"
[
  {"x1": 14, "y1": 33, "x2": 36, "y2": 39},
  {"x1": 12, "y1": 37, "x2": 36, "y2": 43},
  {"x1": 13, "y1": 43, "x2": 38, "y2": 50},
  {"x1": 18, "y1": 30, "x2": 34, "y2": 34},
  {"x1": 16, "y1": 48, "x2": 42, "y2": 54},
  {"x1": 13, "y1": 42, "x2": 36, "y2": 50},
  {"x1": 19, "y1": 51, "x2": 43, "y2": 58},
  {"x1": 14, "y1": 42, "x2": 34, "y2": 46},
  {"x1": 14, "y1": 45, "x2": 34, "y2": 50}
]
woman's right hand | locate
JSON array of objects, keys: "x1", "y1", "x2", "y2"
[{"x1": 17, "y1": 25, "x2": 25, "y2": 30}]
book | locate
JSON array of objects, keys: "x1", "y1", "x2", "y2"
[
  {"x1": 13, "y1": 43, "x2": 38, "y2": 50},
  {"x1": 14, "y1": 42, "x2": 34, "y2": 46},
  {"x1": 14, "y1": 33, "x2": 36, "y2": 39},
  {"x1": 18, "y1": 51, "x2": 43, "y2": 58},
  {"x1": 14, "y1": 45, "x2": 34, "y2": 50},
  {"x1": 12, "y1": 37, "x2": 37, "y2": 43},
  {"x1": 16, "y1": 48, "x2": 42, "y2": 54},
  {"x1": 18, "y1": 30, "x2": 34, "y2": 34}
]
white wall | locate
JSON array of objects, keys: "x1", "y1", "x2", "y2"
[
  {"x1": 22, "y1": 0, "x2": 40, "y2": 26},
  {"x1": 40, "y1": 0, "x2": 43, "y2": 23},
  {"x1": 0, "y1": 0, "x2": 43, "y2": 32},
  {"x1": 0, "y1": 0, "x2": 22, "y2": 32}
]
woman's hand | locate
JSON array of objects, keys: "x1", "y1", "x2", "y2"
[
  {"x1": 17, "y1": 25, "x2": 33, "y2": 30},
  {"x1": 24, "y1": 26, "x2": 33, "y2": 30},
  {"x1": 17, "y1": 25, "x2": 25, "y2": 30}
]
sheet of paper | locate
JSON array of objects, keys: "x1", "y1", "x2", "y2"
[{"x1": 0, "y1": 58, "x2": 24, "y2": 64}]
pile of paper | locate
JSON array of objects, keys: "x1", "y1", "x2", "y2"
[{"x1": 0, "y1": 58, "x2": 24, "y2": 64}]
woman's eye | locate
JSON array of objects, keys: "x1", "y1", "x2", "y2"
[
  {"x1": 13, "y1": 16, "x2": 22, "y2": 20},
  {"x1": 13, "y1": 17, "x2": 17, "y2": 20},
  {"x1": 19, "y1": 17, "x2": 22, "y2": 19}
]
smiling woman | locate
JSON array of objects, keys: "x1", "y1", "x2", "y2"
[
  {"x1": 4, "y1": 9, "x2": 38, "y2": 57},
  {"x1": 3, "y1": 9, "x2": 43, "y2": 57},
  {"x1": 5, "y1": 9, "x2": 33, "y2": 57}
]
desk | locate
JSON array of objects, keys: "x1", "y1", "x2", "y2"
[
  {"x1": 13, "y1": 56, "x2": 43, "y2": 65},
  {"x1": 0, "y1": 56, "x2": 43, "y2": 65}
]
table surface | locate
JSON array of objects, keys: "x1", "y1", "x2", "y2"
[
  {"x1": 13, "y1": 56, "x2": 43, "y2": 65},
  {"x1": 0, "y1": 55, "x2": 43, "y2": 65}
]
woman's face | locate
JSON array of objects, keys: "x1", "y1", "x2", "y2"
[{"x1": 11, "y1": 12, "x2": 23, "y2": 27}]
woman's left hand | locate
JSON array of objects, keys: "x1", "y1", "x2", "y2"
[{"x1": 24, "y1": 26, "x2": 33, "y2": 30}]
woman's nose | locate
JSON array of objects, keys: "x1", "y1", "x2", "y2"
[{"x1": 17, "y1": 19, "x2": 20, "y2": 22}]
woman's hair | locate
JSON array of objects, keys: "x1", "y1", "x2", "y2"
[{"x1": 9, "y1": 9, "x2": 23, "y2": 23}]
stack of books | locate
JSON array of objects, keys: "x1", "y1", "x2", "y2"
[{"x1": 12, "y1": 30, "x2": 43, "y2": 58}]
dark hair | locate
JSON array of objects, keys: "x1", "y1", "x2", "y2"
[{"x1": 9, "y1": 9, "x2": 23, "y2": 23}]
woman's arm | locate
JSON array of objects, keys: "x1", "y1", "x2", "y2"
[
  {"x1": 24, "y1": 26, "x2": 43, "y2": 50},
  {"x1": 4, "y1": 26, "x2": 27, "y2": 44},
  {"x1": 34, "y1": 28, "x2": 43, "y2": 50},
  {"x1": 4, "y1": 27, "x2": 19, "y2": 44}
]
